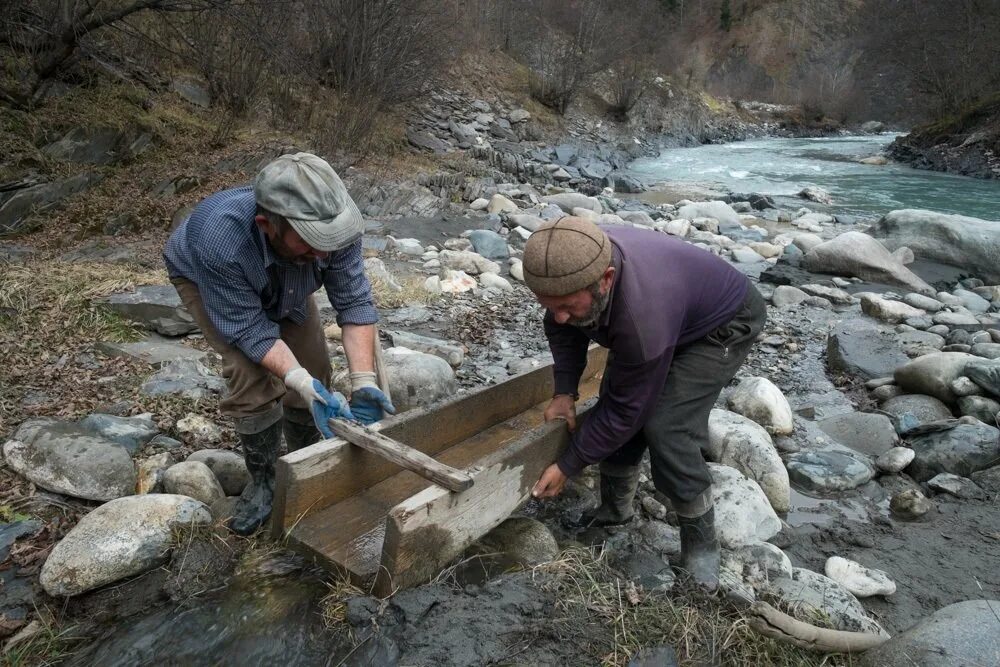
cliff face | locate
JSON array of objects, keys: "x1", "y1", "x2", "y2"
[{"x1": 887, "y1": 95, "x2": 1000, "y2": 180}]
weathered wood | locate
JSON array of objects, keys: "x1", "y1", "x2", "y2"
[
  {"x1": 327, "y1": 419, "x2": 474, "y2": 493},
  {"x1": 373, "y1": 328, "x2": 392, "y2": 405},
  {"x1": 374, "y1": 399, "x2": 597, "y2": 596},
  {"x1": 272, "y1": 346, "x2": 607, "y2": 534}
]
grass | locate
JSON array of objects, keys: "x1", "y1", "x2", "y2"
[
  {"x1": 1, "y1": 612, "x2": 83, "y2": 667},
  {"x1": 538, "y1": 547, "x2": 849, "y2": 667},
  {"x1": 369, "y1": 274, "x2": 439, "y2": 310}
]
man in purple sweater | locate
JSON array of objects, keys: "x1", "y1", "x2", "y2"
[{"x1": 524, "y1": 216, "x2": 766, "y2": 589}]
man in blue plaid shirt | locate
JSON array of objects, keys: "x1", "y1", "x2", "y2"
[{"x1": 165, "y1": 153, "x2": 394, "y2": 535}]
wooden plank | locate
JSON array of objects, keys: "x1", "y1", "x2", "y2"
[
  {"x1": 374, "y1": 399, "x2": 597, "y2": 596},
  {"x1": 272, "y1": 346, "x2": 607, "y2": 534},
  {"x1": 327, "y1": 419, "x2": 474, "y2": 493}
]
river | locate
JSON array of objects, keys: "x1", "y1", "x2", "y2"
[{"x1": 627, "y1": 135, "x2": 1000, "y2": 220}]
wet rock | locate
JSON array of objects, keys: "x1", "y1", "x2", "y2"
[
  {"x1": 904, "y1": 293, "x2": 945, "y2": 312},
  {"x1": 958, "y1": 395, "x2": 1000, "y2": 423},
  {"x1": 383, "y1": 347, "x2": 458, "y2": 412},
  {"x1": 708, "y1": 463, "x2": 781, "y2": 548},
  {"x1": 798, "y1": 186, "x2": 832, "y2": 204},
  {"x1": 40, "y1": 494, "x2": 212, "y2": 597},
  {"x1": 801, "y1": 284, "x2": 853, "y2": 304},
  {"x1": 163, "y1": 461, "x2": 225, "y2": 506},
  {"x1": 894, "y1": 352, "x2": 979, "y2": 404},
  {"x1": 176, "y1": 413, "x2": 223, "y2": 444},
  {"x1": 932, "y1": 310, "x2": 981, "y2": 328},
  {"x1": 99, "y1": 285, "x2": 197, "y2": 336},
  {"x1": 767, "y1": 568, "x2": 885, "y2": 634},
  {"x1": 966, "y1": 360, "x2": 1000, "y2": 399},
  {"x1": 817, "y1": 412, "x2": 899, "y2": 456},
  {"x1": 824, "y1": 556, "x2": 895, "y2": 597},
  {"x1": 480, "y1": 272, "x2": 513, "y2": 292},
  {"x1": 438, "y1": 250, "x2": 500, "y2": 275},
  {"x1": 466, "y1": 230, "x2": 508, "y2": 260},
  {"x1": 953, "y1": 288, "x2": 992, "y2": 313},
  {"x1": 770, "y1": 285, "x2": 810, "y2": 308},
  {"x1": 141, "y1": 358, "x2": 226, "y2": 399},
  {"x1": 706, "y1": 410, "x2": 789, "y2": 512},
  {"x1": 972, "y1": 342, "x2": 1000, "y2": 359},
  {"x1": 827, "y1": 319, "x2": 909, "y2": 380},
  {"x1": 186, "y1": 449, "x2": 249, "y2": 496},
  {"x1": 859, "y1": 599, "x2": 1000, "y2": 667},
  {"x1": 861, "y1": 294, "x2": 926, "y2": 324},
  {"x1": 136, "y1": 452, "x2": 173, "y2": 494},
  {"x1": 786, "y1": 450, "x2": 874, "y2": 492},
  {"x1": 78, "y1": 413, "x2": 158, "y2": 453},
  {"x1": 876, "y1": 446, "x2": 916, "y2": 473},
  {"x1": 906, "y1": 421, "x2": 1000, "y2": 480},
  {"x1": 3, "y1": 419, "x2": 136, "y2": 501},
  {"x1": 722, "y1": 542, "x2": 792, "y2": 587},
  {"x1": 898, "y1": 329, "x2": 946, "y2": 357},
  {"x1": 881, "y1": 394, "x2": 954, "y2": 425},
  {"x1": 541, "y1": 193, "x2": 601, "y2": 214},
  {"x1": 468, "y1": 517, "x2": 558, "y2": 568},
  {"x1": 388, "y1": 330, "x2": 463, "y2": 368},
  {"x1": 96, "y1": 334, "x2": 208, "y2": 367},
  {"x1": 927, "y1": 473, "x2": 987, "y2": 500},
  {"x1": 726, "y1": 377, "x2": 793, "y2": 436},
  {"x1": 803, "y1": 232, "x2": 933, "y2": 295},
  {"x1": 676, "y1": 201, "x2": 740, "y2": 227},
  {"x1": 640, "y1": 496, "x2": 667, "y2": 520}
]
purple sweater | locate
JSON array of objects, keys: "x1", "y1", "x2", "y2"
[{"x1": 546, "y1": 226, "x2": 750, "y2": 476}]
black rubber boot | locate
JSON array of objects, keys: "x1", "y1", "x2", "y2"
[
  {"x1": 282, "y1": 408, "x2": 321, "y2": 452},
  {"x1": 677, "y1": 506, "x2": 721, "y2": 592},
  {"x1": 228, "y1": 420, "x2": 281, "y2": 536},
  {"x1": 571, "y1": 463, "x2": 639, "y2": 528}
]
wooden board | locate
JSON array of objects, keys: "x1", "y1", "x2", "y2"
[
  {"x1": 374, "y1": 399, "x2": 596, "y2": 595},
  {"x1": 272, "y1": 346, "x2": 607, "y2": 535}
]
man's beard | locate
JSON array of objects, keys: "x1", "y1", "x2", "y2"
[{"x1": 566, "y1": 284, "x2": 610, "y2": 328}]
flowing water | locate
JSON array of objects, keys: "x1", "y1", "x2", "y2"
[{"x1": 627, "y1": 135, "x2": 1000, "y2": 220}]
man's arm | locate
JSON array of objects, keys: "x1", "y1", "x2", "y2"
[
  {"x1": 544, "y1": 311, "x2": 591, "y2": 396},
  {"x1": 341, "y1": 323, "x2": 375, "y2": 374}
]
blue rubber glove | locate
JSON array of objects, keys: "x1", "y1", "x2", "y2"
[
  {"x1": 350, "y1": 386, "x2": 397, "y2": 425},
  {"x1": 310, "y1": 380, "x2": 354, "y2": 438}
]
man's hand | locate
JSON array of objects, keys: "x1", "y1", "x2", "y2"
[
  {"x1": 544, "y1": 394, "x2": 577, "y2": 431},
  {"x1": 284, "y1": 367, "x2": 354, "y2": 437},
  {"x1": 532, "y1": 463, "x2": 568, "y2": 498},
  {"x1": 350, "y1": 386, "x2": 396, "y2": 425}
]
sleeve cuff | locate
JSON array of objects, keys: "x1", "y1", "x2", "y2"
[
  {"x1": 244, "y1": 335, "x2": 279, "y2": 365},
  {"x1": 557, "y1": 445, "x2": 588, "y2": 478},
  {"x1": 553, "y1": 370, "x2": 582, "y2": 397},
  {"x1": 336, "y1": 303, "x2": 379, "y2": 327}
]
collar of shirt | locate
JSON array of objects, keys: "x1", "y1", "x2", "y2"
[{"x1": 594, "y1": 243, "x2": 622, "y2": 330}]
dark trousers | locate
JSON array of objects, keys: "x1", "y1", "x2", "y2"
[{"x1": 604, "y1": 285, "x2": 767, "y2": 504}]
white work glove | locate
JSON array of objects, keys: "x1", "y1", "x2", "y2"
[
  {"x1": 284, "y1": 366, "x2": 353, "y2": 437},
  {"x1": 283, "y1": 367, "x2": 328, "y2": 406}
]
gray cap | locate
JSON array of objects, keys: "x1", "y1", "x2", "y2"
[{"x1": 254, "y1": 152, "x2": 364, "y2": 251}]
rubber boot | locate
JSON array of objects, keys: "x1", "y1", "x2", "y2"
[
  {"x1": 676, "y1": 495, "x2": 721, "y2": 592},
  {"x1": 228, "y1": 420, "x2": 281, "y2": 536},
  {"x1": 572, "y1": 462, "x2": 640, "y2": 528},
  {"x1": 283, "y1": 407, "x2": 321, "y2": 452}
]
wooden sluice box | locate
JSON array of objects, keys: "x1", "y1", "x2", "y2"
[{"x1": 271, "y1": 346, "x2": 606, "y2": 595}]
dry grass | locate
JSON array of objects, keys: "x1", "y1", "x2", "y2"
[
  {"x1": 0, "y1": 609, "x2": 83, "y2": 667},
  {"x1": 320, "y1": 575, "x2": 367, "y2": 630},
  {"x1": 538, "y1": 547, "x2": 850, "y2": 667},
  {"x1": 369, "y1": 275, "x2": 439, "y2": 310}
]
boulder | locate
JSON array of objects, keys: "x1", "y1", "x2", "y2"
[
  {"x1": 876, "y1": 446, "x2": 916, "y2": 473},
  {"x1": 509, "y1": 109, "x2": 530, "y2": 123},
  {"x1": 707, "y1": 463, "x2": 781, "y2": 548},
  {"x1": 42, "y1": 126, "x2": 142, "y2": 165},
  {"x1": 890, "y1": 488, "x2": 933, "y2": 519},
  {"x1": 466, "y1": 230, "x2": 509, "y2": 260},
  {"x1": 163, "y1": 461, "x2": 225, "y2": 506},
  {"x1": 786, "y1": 450, "x2": 874, "y2": 492},
  {"x1": 725, "y1": 377, "x2": 794, "y2": 435},
  {"x1": 927, "y1": 472, "x2": 988, "y2": 500},
  {"x1": 78, "y1": 413, "x2": 158, "y2": 454},
  {"x1": 39, "y1": 495, "x2": 212, "y2": 597},
  {"x1": 486, "y1": 194, "x2": 518, "y2": 215},
  {"x1": 540, "y1": 193, "x2": 602, "y2": 214},
  {"x1": 881, "y1": 394, "x2": 954, "y2": 424},
  {"x1": 827, "y1": 318, "x2": 909, "y2": 380},
  {"x1": 176, "y1": 413, "x2": 223, "y2": 444},
  {"x1": 967, "y1": 360, "x2": 1000, "y2": 399},
  {"x1": 467, "y1": 517, "x2": 558, "y2": 568},
  {"x1": 825, "y1": 556, "x2": 896, "y2": 597},
  {"x1": 858, "y1": 600, "x2": 1000, "y2": 667},
  {"x1": 437, "y1": 250, "x2": 501, "y2": 275},
  {"x1": 971, "y1": 343, "x2": 1000, "y2": 359},
  {"x1": 186, "y1": 449, "x2": 249, "y2": 496},
  {"x1": 898, "y1": 330, "x2": 946, "y2": 357},
  {"x1": 860, "y1": 294, "x2": 926, "y2": 324},
  {"x1": 802, "y1": 232, "x2": 934, "y2": 295},
  {"x1": 99, "y1": 285, "x2": 198, "y2": 336},
  {"x1": 798, "y1": 186, "x2": 833, "y2": 204},
  {"x1": 141, "y1": 358, "x2": 226, "y2": 400},
  {"x1": 676, "y1": 201, "x2": 741, "y2": 228},
  {"x1": 722, "y1": 542, "x2": 792, "y2": 587},
  {"x1": 870, "y1": 209, "x2": 1000, "y2": 283},
  {"x1": 706, "y1": 410, "x2": 789, "y2": 512},
  {"x1": 383, "y1": 347, "x2": 458, "y2": 412},
  {"x1": 480, "y1": 272, "x2": 513, "y2": 292},
  {"x1": 906, "y1": 421, "x2": 1000, "y2": 481},
  {"x1": 767, "y1": 568, "x2": 884, "y2": 634},
  {"x1": 771, "y1": 285, "x2": 810, "y2": 308},
  {"x1": 3, "y1": 419, "x2": 136, "y2": 501},
  {"x1": 817, "y1": 412, "x2": 899, "y2": 456},
  {"x1": 0, "y1": 172, "x2": 104, "y2": 235},
  {"x1": 894, "y1": 352, "x2": 979, "y2": 404}
]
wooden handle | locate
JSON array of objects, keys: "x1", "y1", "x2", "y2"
[
  {"x1": 373, "y1": 326, "x2": 392, "y2": 404},
  {"x1": 329, "y1": 419, "x2": 474, "y2": 493}
]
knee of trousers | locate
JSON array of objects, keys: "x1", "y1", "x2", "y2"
[
  {"x1": 283, "y1": 406, "x2": 314, "y2": 425},
  {"x1": 232, "y1": 403, "x2": 284, "y2": 435}
]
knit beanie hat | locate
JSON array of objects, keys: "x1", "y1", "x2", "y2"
[{"x1": 522, "y1": 217, "x2": 612, "y2": 296}]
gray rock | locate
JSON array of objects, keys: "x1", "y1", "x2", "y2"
[
  {"x1": 970, "y1": 467, "x2": 1000, "y2": 494},
  {"x1": 890, "y1": 488, "x2": 933, "y2": 518},
  {"x1": 136, "y1": 452, "x2": 173, "y2": 494},
  {"x1": 817, "y1": 412, "x2": 899, "y2": 456},
  {"x1": 966, "y1": 360, "x2": 1000, "y2": 398},
  {"x1": 894, "y1": 352, "x2": 979, "y2": 404},
  {"x1": 898, "y1": 329, "x2": 946, "y2": 357},
  {"x1": 466, "y1": 230, "x2": 509, "y2": 260},
  {"x1": 676, "y1": 201, "x2": 741, "y2": 227},
  {"x1": 42, "y1": 126, "x2": 140, "y2": 165},
  {"x1": 0, "y1": 172, "x2": 104, "y2": 235},
  {"x1": 786, "y1": 450, "x2": 874, "y2": 492},
  {"x1": 509, "y1": 109, "x2": 530, "y2": 123},
  {"x1": 382, "y1": 348, "x2": 458, "y2": 413},
  {"x1": 141, "y1": 358, "x2": 226, "y2": 399},
  {"x1": 577, "y1": 157, "x2": 612, "y2": 180},
  {"x1": 540, "y1": 193, "x2": 601, "y2": 214},
  {"x1": 708, "y1": 463, "x2": 781, "y2": 547},
  {"x1": 731, "y1": 247, "x2": 765, "y2": 263},
  {"x1": 876, "y1": 446, "x2": 916, "y2": 473},
  {"x1": 906, "y1": 421, "x2": 1000, "y2": 481},
  {"x1": 932, "y1": 310, "x2": 982, "y2": 328},
  {"x1": 605, "y1": 172, "x2": 644, "y2": 193},
  {"x1": 387, "y1": 330, "x2": 464, "y2": 368},
  {"x1": 861, "y1": 294, "x2": 926, "y2": 324},
  {"x1": 407, "y1": 129, "x2": 451, "y2": 153},
  {"x1": 767, "y1": 568, "x2": 884, "y2": 634},
  {"x1": 96, "y1": 334, "x2": 208, "y2": 367},
  {"x1": 858, "y1": 600, "x2": 1000, "y2": 667},
  {"x1": 706, "y1": 410, "x2": 789, "y2": 512},
  {"x1": 958, "y1": 395, "x2": 1000, "y2": 423},
  {"x1": 176, "y1": 414, "x2": 223, "y2": 444},
  {"x1": 0, "y1": 519, "x2": 43, "y2": 563},
  {"x1": 100, "y1": 285, "x2": 197, "y2": 336},
  {"x1": 770, "y1": 285, "x2": 810, "y2": 308},
  {"x1": 798, "y1": 186, "x2": 833, "y2": 204},
  {"x1": 186, "y1": 449, "x2": 249, "y2": 496},
  {"x1": 803, "y1": 232, "x2": 934, "y2": 295},
  {"x1": 801, "y1": 284, "x2": 853, "y2": 304},
  {"x1": 722, "y1": 542, "x2": 792, "y2": 587},
  {"x1": 40, "y1": 494, "x2": 212, "y2": 597},
  {"x1": 954, "y1": 289, "x2": 991, "y2": 312},
  {"x1": 872, "y1": 385, "x2": 904, "y2": 402},
  {"x1": 881, "y1": 394, "x2": 954, "y2": 425},
  {"x1": 824, "y1": 556, "x2": 896, "y2": 597},
  {"x1": 927, "y1": 472, "x2": 987, "y2": 499},
  {"x1": 507, "y1": 214, "x2": 546, "y2": 232},
  {"x1": 726, "y1": 377, "x2": 793, "y2": 435},
  {"x1": 468, "y1": 517, "x2": 558, "y2": 568},
  {"x1": 437, "y1": 249, "x2": 500, "y2": 275},
  {"x1": 972, "y1": 343, "x2": 1000, "y2": 359},
  {"x1": 903, "y1": 292, "x2": 944, "y2": 312},
  {"x1": 827, "y1": 319, "x2": 909, "y2": 380},
  {"x1": 171, "y1": 76, "x2": 211, "y2": 107},
  {"x1": 163, "y1": 461, "x2": 225, "y2": 506},
  {"x1": 3, "y1": 419, "x2": 136, "y2": 501},
  {"x1": 78, "y1": 413, "x2": 158, "y2": 454}
]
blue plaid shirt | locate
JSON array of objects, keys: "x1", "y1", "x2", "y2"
[{"x1": 164, "y1": 185, "x2": 378, "y2": 363}]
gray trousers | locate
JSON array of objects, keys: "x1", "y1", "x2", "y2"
[{"x1": 603, "y1": 285, "x2": 767, "y2": 504}]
